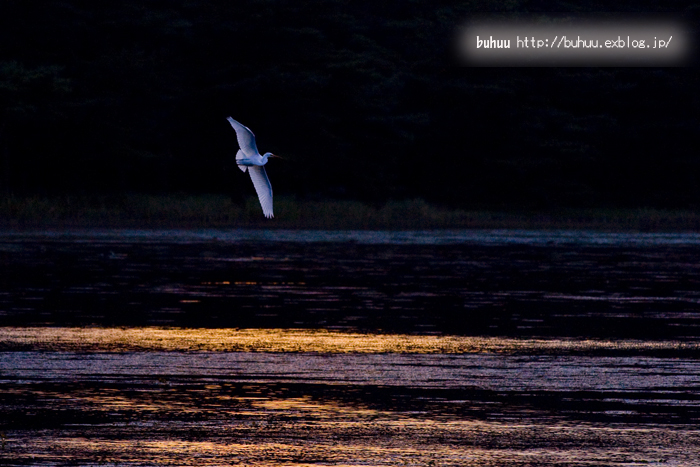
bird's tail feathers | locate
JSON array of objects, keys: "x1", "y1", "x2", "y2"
[{"x1": 236, "y1": 150, "x2": 248, "y2": 172}]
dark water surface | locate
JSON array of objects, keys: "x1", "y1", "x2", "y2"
[{"x1": 1, "y1": 229, "x2": 700, "y2": 465}]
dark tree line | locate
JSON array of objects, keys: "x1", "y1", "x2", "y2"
[{"x1": 0, "y1": 0, "x2": 699, "y2": 209}]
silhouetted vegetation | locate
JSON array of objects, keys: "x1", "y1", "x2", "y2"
[
  {"x1": 4, "y1": 194, "x2": 700, "y2": 231},
  {"x1": 0, "y1": 1, "x2": 699, "y2": 214}
]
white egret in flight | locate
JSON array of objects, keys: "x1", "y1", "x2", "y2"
[{"x1": 227, "y1": 117, "x2": 281, "y2": 218}]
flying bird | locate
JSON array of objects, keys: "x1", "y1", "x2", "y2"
[{"x1": 227, "y1": 117, "x2": 281, "y2": 218}]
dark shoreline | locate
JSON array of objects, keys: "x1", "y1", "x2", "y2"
[{"x1": 3, "y1": 194, "x2": 700, "y2": 232}]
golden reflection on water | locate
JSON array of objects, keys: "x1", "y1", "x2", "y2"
[
  {"x1": 255, "y1": 395, "x2": 391, "y2": 419},
  {"x1": 1, "y1": 326, "x2": 697, "y2": 353},
  {"x1": 4, "y1": 328, "x2": 700, "y2": 466},
  {"x1": 9, "y1": 416, "x2": 695, "y2": 466}
]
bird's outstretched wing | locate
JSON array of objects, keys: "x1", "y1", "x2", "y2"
[
  {"x1": 248, "y1": 165, "x2": 274, "y2": 218},
  {"x1": 227, "y1": 117, "x2": 259, "y2": 158}
]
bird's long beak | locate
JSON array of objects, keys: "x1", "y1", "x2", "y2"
[{"x1": 270, "y1": 154, "x2": 284, "y2": 160}]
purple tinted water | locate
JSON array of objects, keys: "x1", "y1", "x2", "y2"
[{"x1": 1, "y1": 230, "x2": 700, "y2": 465}]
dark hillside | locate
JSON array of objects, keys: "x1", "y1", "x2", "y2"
[{"x1": 0, "y1": 1, "x2": 699, "y2": 209}]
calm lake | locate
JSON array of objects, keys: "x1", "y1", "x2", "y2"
[{"x1": 1, "y1": 229, "x2": 700, "y2": 465}]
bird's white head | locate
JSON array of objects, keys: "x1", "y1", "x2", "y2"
[{"x1": 263, "y1": 152, "x2": 282, "y2": 161}]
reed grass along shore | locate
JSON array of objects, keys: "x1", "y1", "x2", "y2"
[{"x1": 2, "y1": 194, "x2": 700, "y2": 231}]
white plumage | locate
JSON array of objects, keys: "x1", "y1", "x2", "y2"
[{"x1": 227, "y1": 117, "x2": 280, "y2": 218}]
